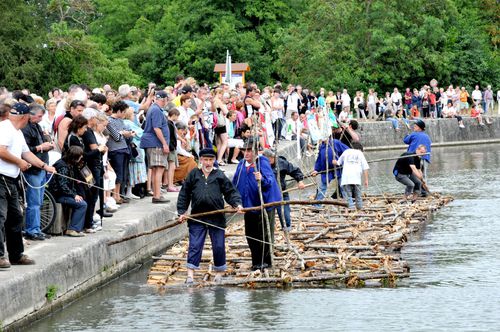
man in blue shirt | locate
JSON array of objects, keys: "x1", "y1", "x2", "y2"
[
  {"x1": 233, "y1": 139, "x2": 281, "y2": 270},
  {"x1": 311, "y1": 138, "x2": 349, "y2": 202},
  {"x1": 140, "y1": 91, "x2": 170, "y2": 203},
  {"x1": 403, "y1": 119, "x2": 431, "y2": 195}
]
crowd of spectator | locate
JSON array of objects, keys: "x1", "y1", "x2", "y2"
[{"x1": 0, "y1": 79, "x2": 498, "y2": 242}]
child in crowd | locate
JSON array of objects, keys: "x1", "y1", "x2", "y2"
[{"x1": 334, "y1": 142, "x2": 369, "y2": 210}]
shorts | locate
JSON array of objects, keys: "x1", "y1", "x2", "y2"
[
  {"x1": 167, "y1": 151, "x2": 179, "y2": 167},
  {"x1": 214, "y1": 126, "x2": 227, "y2": 135},
  {"x1": 146, "y1": 147, "x2": 168, "y2": 168},
  {"x1": 228, "y1": 138, "x2": 244, "y2": 148},
  {"x1": 103, "y1": 169, "x2": 117, "y2": 191}
]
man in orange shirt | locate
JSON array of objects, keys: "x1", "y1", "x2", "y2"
[{"x1": 459, "y1": 87, "x2": 469, "y2": 114}]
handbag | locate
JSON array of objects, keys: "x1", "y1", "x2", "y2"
[
  {"x1": 130, "y1": 142, "x2": 139, "y2": 158},
  {"x1": 79, "y1": 165, "x2": 95, "y2": 188}
]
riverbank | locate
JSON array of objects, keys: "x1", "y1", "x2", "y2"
[
  {"x1": 361, "y1": 117, "x2": 500, "y2": 150},
  {"x1": 1, "y1": 117, "x2": 498, "y2": 331}
]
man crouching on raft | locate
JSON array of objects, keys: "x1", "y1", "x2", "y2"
[{"x1": 177, "y1": 148, "x2": 243, "y2": 284}]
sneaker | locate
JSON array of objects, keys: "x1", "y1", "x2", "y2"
[
  {"x1": 167, "y1": 187, "x2": 180, "y2": 193},
  {"x1": 92, "y1": 222, "x2": 103, "y2": 231},
  {"x1": 0, "y1": 257, "x2": 11, "y2": 269},
  {"x1": 96, "y1": 210, "x2": 113, "y2": 218},
  {"x1": 10, "y1": 254, "x2": 35, "y2": 265},
  {"x1": 214, "y1": 274, "x2": 223, "y2": 283},
  {"x1": 65, "y1": 230, "x2": 85, "y2": 237},
  {"x1": 84, "y1": 228, "x2": 97, "y2": 234},
  {"x1": 185, "y1": 276, "x2": 194, "y2": 284},
  {"x1": 459, "y1": 124, "x2": 465, "y2": 128},
  {"x1": 24, "y1": 233, "x2": 46, "y2": 241},
  {"x1": 126, "y1": 192, "x2": 140, "y2": 200},
  {"x1": 105, "y1": 205, "x2": 118, "y2": 213},
  {"x1": 152, "y1": 197, "x2": 170, "y2": 204}
]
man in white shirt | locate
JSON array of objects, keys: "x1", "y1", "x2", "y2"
[
  {"x1": 285, "y1": 84, "x2": 299, "y2": 118},
  {"x1": 391, "y1": 87, "x2": 402, "y2": 111},
  {"x1": 334, "y1": 142, "x2": 369, "y2": 210},
  {"x1": 0, "y1": 103, "x2": 56, "y2": 268},
  {"x1": 341, "y1": 89, "x2": 351, "y2": 109},
  {"x1": 471, "y1": 85, "x2": 482, "y2": 107}
]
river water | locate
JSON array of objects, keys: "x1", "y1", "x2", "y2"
[{"x1": 28, "y1": 144, "x2": 500, "y2": 332}]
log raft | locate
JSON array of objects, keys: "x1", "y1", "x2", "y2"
[{"x1": 147, "y1": 193, "x2": 453, "y2": 289}]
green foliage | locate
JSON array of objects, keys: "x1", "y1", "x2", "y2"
[
  {"x1": 277, "y1": 0, "x2": 498, "y2": 92},
  {"x1": 0, "y1": 0, "x2": 497, "y2": 94},
  {"x1": 46, "y1": 284, "x2": 58, "y2": 302}
]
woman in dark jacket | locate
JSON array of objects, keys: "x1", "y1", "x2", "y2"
[
  {"x1": 48, "y1": 146, "x2": 87, "y2": 237},
  {"x1": 63, "y1": 115, "x2": 97, "y2": 233}
]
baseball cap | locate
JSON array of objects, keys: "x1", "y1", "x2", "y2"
[
  {"x1": 415, "y1": 119, "x2": 426, "y2": 130},
  {"x1": 10, "y1": 103, "x2": 32, "y2": 115},
  {"x1": 180, "y1": 85, "x2": 193, "y2": 94},
  {"x1": 155, "y1": 90, "x2": 168, "y2": 99}
]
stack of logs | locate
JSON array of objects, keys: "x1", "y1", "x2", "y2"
[{"x1": 147, "y1": 193, "x2": 453, "y2": 289}]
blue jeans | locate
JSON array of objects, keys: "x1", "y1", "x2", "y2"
[
  {"x1": 395, "y1": 173, "x2": 421, "y2": 196},
  {"x1": 187, "y1": 222, "x2": 226, "y2": 271},
  {"x1": 314, "y1": 180, "x2": 345, "y2": 206},
  {"x1": 56, "y1": 196, "x2": 87, "y2": 232},
  {"x1": 277, "y1": 194, "x2": 291, "y2": 229},
  {"x1": 342, "y1": 184, "x2": 363, "y2": 209},
  {"x1": 24, "y1": 171, "x2": 46, "y2": 236},
  {"x1": 315, "y1": 181, "x2": 328, "y2": 202},
  {"x1": 387, "y1": 117, "x2": 399, "y2": 129}
]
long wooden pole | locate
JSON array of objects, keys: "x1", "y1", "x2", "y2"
[{"x1": 107, "y1": 199, "x2": 347, "y2": 246}]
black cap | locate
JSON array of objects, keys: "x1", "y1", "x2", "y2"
[
  {"x1": 415, "y1": 119, "x2": 426, "y2": 130},
  {"x1": 10, "y1": 103, "x2": 31, "y2": 115},
  {"x1": 155, "y1": 90, "x2": 168, "y2": 99},
  {"x1": 180, "y1": 85, "x2": 193, "y2": 94},
  {"x1": 199, "y1": 148, "x2": 216, "y2": 158},
  {"x1": 241, "y1": 138, "x2": 257, "y2": 151}
]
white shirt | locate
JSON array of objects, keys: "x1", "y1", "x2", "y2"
[
  {"x1": 391, "y1": 92, "x2": 402, "y2": 104},
  {"x1": 337, "y1": 149, "x2": 369, "y2": 186},
  {"x1": 54, "y1": 98, "x2": 67, "y2": 119},
  {"x1": 94, "y1": 130, "x2": 108, "y2": 166},
  {"x1": 472, "y1": 90, "x2": 482, "y2": 100},
  {"x1": 368, "y1": 94, "x2": 376, "y2": 104},
  {"x1": 341, "y1": 93, "x2": 351, "y2": 108},
  {"x1": 286, "y1": 92, "x2": 299, "y2": 112},
  {"x1": 0, "y1": 120, "x2": 30, "y2": 178}
]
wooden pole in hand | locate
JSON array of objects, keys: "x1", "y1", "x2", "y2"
[{"x1": 106, "y1": 199, "x2": 347, "y2": 246}]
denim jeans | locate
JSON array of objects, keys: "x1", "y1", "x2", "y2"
[
  {"x1": 387, "y1": 118, "x2": 399, "y2": 129},
  {"x1": 342, "y1": 184, "x2": 363, "y2": 209},
  {"x1": 314, "y1": 180, "x2": 345, "y2": 206},
  {"x1": 277, "y1": 193, "x2": 291, "y2": 229},
  {"x1": 395, "y1": 173, "x2": 421, "y2": 196},
  {"x1": 24, "y1": 171, "x2": 46, "y2": 236},
  {"x1": 0, "y1": 175, "x2": 25, "y2": 261},
  {"x1": 56, "y1": 196, "x2": 87, "y2": 232},
  {"x1": 187, "y1": 222, "x2": 226, "y2": 271}
]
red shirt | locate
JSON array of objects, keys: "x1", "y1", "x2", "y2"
[{"x1": 429, "y1": 93, "x2": 436, "y2": 105}]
